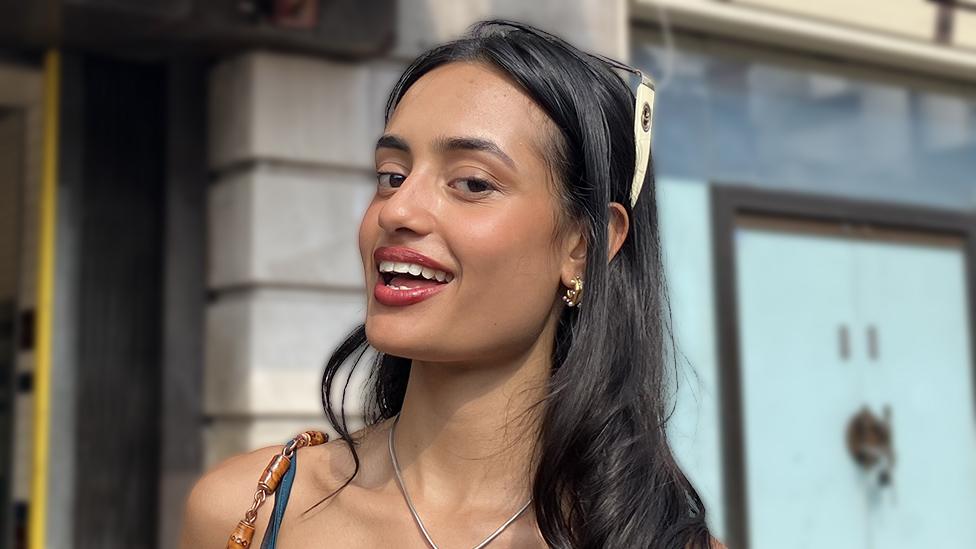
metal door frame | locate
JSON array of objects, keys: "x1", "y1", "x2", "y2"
[{"x1": 710, "y1": 184, "x2": 976, "y2": 549}]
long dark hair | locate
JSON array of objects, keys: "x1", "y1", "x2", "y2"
[{"x1": 320, "y1": 20, "x2": 712, "y2": 549}]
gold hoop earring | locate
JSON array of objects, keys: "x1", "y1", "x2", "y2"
[{"x1": 562, "y1": 275, "x2": 584, "y2": 308}]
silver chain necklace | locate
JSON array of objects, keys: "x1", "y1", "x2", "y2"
[{"x1": 388, "y1": 415, "x2": 533, "y2": 549}]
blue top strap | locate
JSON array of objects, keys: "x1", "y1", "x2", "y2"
[{"x1": 260, "y1": 443, "x2": 299, "y2": 549}]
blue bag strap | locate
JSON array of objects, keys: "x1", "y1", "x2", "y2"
[{"x1": 260, "y1": 442, "x2": 299, "y2": 549}]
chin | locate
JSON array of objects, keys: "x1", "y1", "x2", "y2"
[{"x1": 364, "y1": 317, "x2": 431, "y2": 360}]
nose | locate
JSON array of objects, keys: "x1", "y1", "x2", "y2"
[{"x1": 375, "y1": 171, "x2": 437, "y2": 238}]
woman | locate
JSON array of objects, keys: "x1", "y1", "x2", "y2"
[{"x1": 181, "y1": 20, "x2": 720, "y2": 549}]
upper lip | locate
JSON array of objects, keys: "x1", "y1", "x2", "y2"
[{"x1": 373, "y1": 246, "x2": 454, "y2": 275}]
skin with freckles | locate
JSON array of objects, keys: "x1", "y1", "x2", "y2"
[{"x1": 179, "y1": 60, "x2": 630, "y2": 549}]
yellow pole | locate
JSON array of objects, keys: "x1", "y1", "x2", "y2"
[{"x1": 29, "y1": 49, "x2": 59, "y2": 549}]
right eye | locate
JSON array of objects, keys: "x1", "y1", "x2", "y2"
[{"x1": 377, "y1": 172, "x2": 406, "y2": 189}]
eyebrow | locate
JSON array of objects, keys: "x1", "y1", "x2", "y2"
[
  {"x1": 376, "y1": 134, "x2": 411, "y2": 153},
  {"x1": 375, "y1": 134, "x2": 517, "y2": 170}
]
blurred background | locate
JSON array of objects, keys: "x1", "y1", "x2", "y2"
[{"x1": 1, "y1": 1, "x2": 975, "y2": 548}]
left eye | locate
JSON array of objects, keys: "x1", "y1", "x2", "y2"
[{"x1": 451, "y1": 178, "x2": 496, "y2": 194}]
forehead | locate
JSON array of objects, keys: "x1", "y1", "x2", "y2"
[{"x1": 387, "y1": 62, "x2": 553, "y2": 158}]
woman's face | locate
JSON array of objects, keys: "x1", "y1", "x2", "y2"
[{"x1": 358, "y1": 61, "x2": 583, "y2": 366}]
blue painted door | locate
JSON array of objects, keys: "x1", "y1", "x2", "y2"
[
  {"x1": 734, "y1": 225, "x2": 976, "y2": 548},
  {"x1": 855, "y1": 239, "x2": 976, "y2": 547}
]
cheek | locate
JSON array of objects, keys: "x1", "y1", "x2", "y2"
[
  {"x1": 358, "y1": 203, "x2": 381, "y2": 274},
  {"x1": 456, "y1": 214, "x2": 561, "y2": 320}
]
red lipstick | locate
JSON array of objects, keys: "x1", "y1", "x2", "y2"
[{"x1": 372, "y1": 246, "x2": 453, "y2": 307}]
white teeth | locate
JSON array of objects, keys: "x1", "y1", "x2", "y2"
[{"x1": 378, "y1": 260, "x2": 453, "y2": 283}]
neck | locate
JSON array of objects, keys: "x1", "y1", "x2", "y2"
[{"x1": 389, "y1": 319, "x2": 556, "y2": 509}]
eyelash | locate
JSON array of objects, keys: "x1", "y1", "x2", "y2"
[{"x1": 376, "y1": 172, "x2": 498, "y2": 195}]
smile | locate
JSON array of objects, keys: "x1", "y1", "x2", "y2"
[{"x1": 372, "y1": 247, "x2": 455, "y2": 307}]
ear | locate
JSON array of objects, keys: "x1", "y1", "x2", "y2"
[
  {"x1": 560, "y1": 204, "x2": 630, "y2": 287},
  {"x1": 607, "y1": 202, "x2": 630, "y2": 263},
  {"x1": 560, "y1": 220, "x2": 588, "y2": 288}
]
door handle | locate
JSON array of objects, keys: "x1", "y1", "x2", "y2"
[
  {"x1": 867, "y1": 324, "x2": 879, "y2": 361},
  {"x1": 846, "y1": 405, "x2": 895, "y2": 487},
  {"x1": 838, "y1": 324, "x2": 850, "y2": 361}
]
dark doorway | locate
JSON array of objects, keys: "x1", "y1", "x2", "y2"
[{"x1": 65, "y1": 55, "x2": 166, "y2": 549}]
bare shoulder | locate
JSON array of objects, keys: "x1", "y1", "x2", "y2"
[
  {"x1": 177, "y1": 434, "x2": 367, "y2": 549},
  {"x1": 178, "y1": 444, "x2": 283, "y2": 549}
]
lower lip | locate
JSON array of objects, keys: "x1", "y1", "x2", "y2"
[{"x1": 373, "y1": 277, "x2": 450, "y2": 307}]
